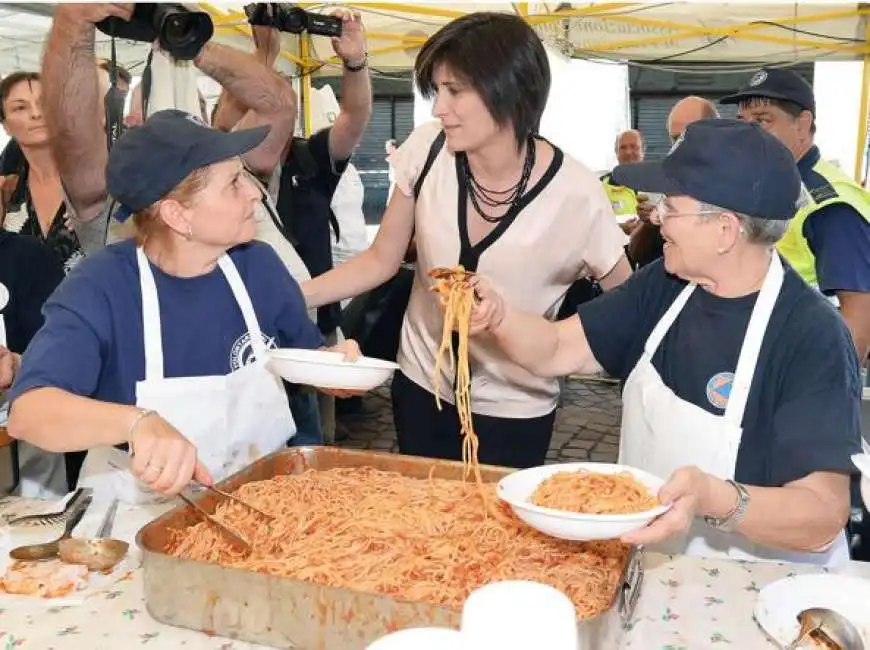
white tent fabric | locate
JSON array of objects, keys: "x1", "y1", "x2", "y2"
[{"x1": 0, "y1": 3, "x2": 866, "y2": 80}]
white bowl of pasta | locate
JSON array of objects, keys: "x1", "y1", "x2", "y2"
[
  {"x1": 496, "y1": 462, "x2": 670, "y2": 541},
  {"x1": 267, "y1": 348, "x2": 399, "y2": 391}
]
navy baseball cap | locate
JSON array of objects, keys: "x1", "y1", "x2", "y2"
[
  {"x1": 720, "y1": 67, "x2": 815, "y2": 114},
  {"x1": 107, "y1": 109, "x2": 269, "y2": 222},
  {"x1": 612, "y1": 119, "x2": 801, "y2": 221}
]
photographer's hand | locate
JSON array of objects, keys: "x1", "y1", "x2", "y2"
[
  {"x1": 331, "y1": 10, "x2": 366, "y2": 66},
  {"x1": 54, "y1": 3, "x2": 133, "y2": 25}
]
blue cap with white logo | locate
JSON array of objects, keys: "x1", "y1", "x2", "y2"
[
  {"x1": 720, "y1": 67, "x2": 815, "y2": 114},
  {"x1": 612, "y1": 118, "x2": 801, "y2": 221},
  {"x1": 106, "y1": 109, "x2": 269, "y2": 222}
]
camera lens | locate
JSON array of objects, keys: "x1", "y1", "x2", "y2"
[{"x1": 164, "y1": 15, "x2": 190, "y2": 44}]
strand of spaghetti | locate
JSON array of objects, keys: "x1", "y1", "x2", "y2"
[{"x1": 432, "y1": 280, "x2": 458, "y2": 411}]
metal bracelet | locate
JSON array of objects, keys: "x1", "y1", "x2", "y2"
[
  {"x1": 703, "y1": 480, "x2": 750, "y2": 532},
  {"x1": 127, "y1": 408, "x2": 158, "y2": 454}
]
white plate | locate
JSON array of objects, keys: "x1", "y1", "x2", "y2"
[
  {"x1": 267, "y1": 348, "x2": 399, "y2": 391},
  {"x1": 496, "y1": 462, "x2": 669, "y2": 541},
  {"x1": 754, "y1": 573, "x2": 870, "y2": 646}
]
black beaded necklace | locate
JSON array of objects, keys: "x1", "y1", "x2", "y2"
[{"x1": 461, "y1": 136, "x2": 536, "y2": 223}]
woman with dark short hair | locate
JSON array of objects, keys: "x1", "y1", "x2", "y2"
[{"x1": 304, "y1": 13, "x2": 631, "y2": 469}]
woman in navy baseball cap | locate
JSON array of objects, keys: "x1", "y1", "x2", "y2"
[
  {"x1": 7, "y1": 110, "x2": 359, "y2": 505},
  {"x1": 470, "y1": 119, "x2": 861, "y2": 567}
]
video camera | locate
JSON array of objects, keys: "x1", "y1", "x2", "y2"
[
  {"x1": 96, "y1": 3, "x2": 214, "y2": 61},
  {"x1": 244, "y1": 3, "x2": 342, "y2": 38}
]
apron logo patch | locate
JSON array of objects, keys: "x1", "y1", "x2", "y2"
[
  {"x1": 230, "y1": 332, "x2": 276, "y2": 371},
  {"x1": 706, "y1": 372, "x2": 734, "y2": 409}
]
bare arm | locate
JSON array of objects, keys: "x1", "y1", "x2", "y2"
[
  {"x1": 597, "y1": 254, "x2": 632, "y2": 291},
  {"x1": 303, "y1": 188, "x2": 414, "y2": 308},
  {"x1": 489, "y1": 311, "x2": 602, "y2": 378},
  {"x1": 8, "y1": 387, "x2": 136, "y2": 452},
  {"x1": 195, "y1": 41, "x2": 296, "y2": 175},
  {"x1": 838, "y1": 290, "x2": 870, "y2": 365},
  {"x1": 327, "y1": 12, "x2": 372, "y2": 161},
  {"x1": 9, "y1": 387, "x2": 213, "y2": 492},
  {"x1": 211, "y1": 25, "x2": 283, "y2": 133},
  {"x1": 626, "y1": 466, "x2": 851, "y2": 552},
  {"x1": 42, "y1": 5, "x2": 133, "y2": 222},
  {"x1": 706, "y1": 471, "x2": 850, "y2": 552}
]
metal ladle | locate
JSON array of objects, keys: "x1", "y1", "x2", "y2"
[
  {"x1": 58, "y1": 498, "x2": 129, "y2": 572},
  {"x1": 8, "y1": 493, "x2": 92, "y2": 562},
  {"x1": 785, "y1": 607, "x2": 865, "y2": 650}
]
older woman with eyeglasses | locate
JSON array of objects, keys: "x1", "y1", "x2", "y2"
[{"x1": 470, "y1": 119, "x2": 862, "y2": 566}]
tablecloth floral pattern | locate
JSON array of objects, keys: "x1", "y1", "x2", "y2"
[{"x1": 1, "y1": 500, "x2": 868, "y2": 649}]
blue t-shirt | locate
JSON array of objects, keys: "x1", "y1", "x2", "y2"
[
  {"x1": 799, "y1": 146, "x2": 870, "y2": 294},
  {"x1": 577, "y1": 258, "x2": 862, "y2": 487},
  {"x1": 10, "y1": 239, "x2": 324, "y2": 407}
]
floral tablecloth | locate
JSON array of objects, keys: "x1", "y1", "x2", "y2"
[
  {"x1": 621, "y1": 553, "x2": 870, "y2": 650},
  {"x1": 1, "y1": 497, "x2": 869, "y2": 649}
]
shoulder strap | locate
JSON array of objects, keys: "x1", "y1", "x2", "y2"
[
  {"x1": 413, "y1": 130, "x2": 446, "y2": 201},
  {"x1": 289, "y1": 138, "x2": 319, "y2": 179},
  {"x1": 277, "y1": 139, "x2": 342, "y2": 243}
]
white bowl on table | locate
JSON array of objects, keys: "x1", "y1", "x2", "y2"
[
  {"x1": 754, "y1": 573, "x2": 870, "y2": 646},
  {"x1": 267, "y1": 348, "x2": 399, "y2": 391},
  {"x1": 497, "y1": 462, "x2": 669, "y2": 541}
]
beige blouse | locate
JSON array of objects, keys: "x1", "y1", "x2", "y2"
[{"x1": 392, "y1": 121, "x2": 628, "y2": 419}]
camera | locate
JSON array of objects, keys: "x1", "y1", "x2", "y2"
[
  {"x1": 244, "y1": 3, "x2": 342, "y2": 38},
  {"x1": 96, "y1": 3, "x2": 214, "y2": 61}
]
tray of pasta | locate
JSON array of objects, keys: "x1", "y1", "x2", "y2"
[{"x1": 136, "y1": 447, "x2": 643, "y2": 650}]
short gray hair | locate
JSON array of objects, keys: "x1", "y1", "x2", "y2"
[{"x1": 699, "y1": 202, "x2": 789, "y2": 246}]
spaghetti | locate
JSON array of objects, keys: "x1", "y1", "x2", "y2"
[
  {"x1": 167, "y1": 467, "x2": 630, "y2": 619},
  {"x1": 428, "y1": 266, "x2": 481, "y2": 486},
  {"x1": 531, "y1": 470, "x2": 659, "y2": 515}
]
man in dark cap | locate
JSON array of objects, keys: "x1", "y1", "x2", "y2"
[
  {"x1": 471, "y1": 119, "x2": 861, "y2": 565},
  {"x1": 722, "y1": 67, "x2": 870, "y2": 364}
]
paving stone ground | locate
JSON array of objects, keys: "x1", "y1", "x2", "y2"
[{"x1": 335, "y1": 377, "x2": 623, "y2": 463}]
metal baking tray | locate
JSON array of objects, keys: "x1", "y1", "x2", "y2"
[{"x1": 137, "y1": 447, "x2": 643, "y2": 649}]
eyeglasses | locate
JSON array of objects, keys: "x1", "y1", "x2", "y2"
[{"x1": 651, "y1": 203, "x2": 722, "y2": 226}]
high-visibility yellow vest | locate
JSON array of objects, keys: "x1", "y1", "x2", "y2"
[
  {"x1": 601, "y1": 173, "x2": 639, "y2": 217},
  {"x1": 777, "y1": 152, "x2": 870, "y2": 287}
]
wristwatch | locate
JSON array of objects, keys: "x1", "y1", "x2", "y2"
[
  {"x1": 343, "y1": 54, "x2": 368, "y2": 72},
  {"x1": 703, "y1": 480, "x2": 750, "y2": 532}
]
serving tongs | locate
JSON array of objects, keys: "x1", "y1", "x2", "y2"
[
  {"x1": 197, "y1": 484, "x2": 273, "y2": 521},
  {"x1": 108, "y1": 451, "x2": 270, "y2": 553},
  {"x1": 428, "y1": 266, "x2": 482, "y2": 302},
  {"x1": 176, "y1": 491, "x2": 254, "y2": 553}
]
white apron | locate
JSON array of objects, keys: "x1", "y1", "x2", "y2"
[
  {"x1": 619, "y1": 253, "x2": 849, "y2": 565},
  {"x1": 78, "y1": 248, "x2": 295, "y2": 505}
]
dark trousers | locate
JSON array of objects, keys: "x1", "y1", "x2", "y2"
[
  {"x1": 391, "y1": 371, "x2": 556, "y2": 469},
  {"x1": 65, "y1": 450, "x2": 86, "y2": 490}
]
